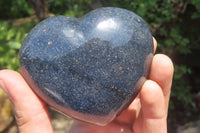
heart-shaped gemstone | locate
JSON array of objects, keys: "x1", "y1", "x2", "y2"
[{"x1": 19, "y1": 7, "x2": 154, "y2": 126}]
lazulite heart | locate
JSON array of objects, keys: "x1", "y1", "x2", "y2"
[{"x1": 19, "y1": 7, "x2": 154, "y2": 126}]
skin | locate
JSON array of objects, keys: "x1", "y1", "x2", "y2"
[{"x1": 0, "y1": 38, "x2": 173, "y2": 133}]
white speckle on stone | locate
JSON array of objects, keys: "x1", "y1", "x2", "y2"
[{"x1": 63, "y1": 29, "x2": 75, "y2": 38}]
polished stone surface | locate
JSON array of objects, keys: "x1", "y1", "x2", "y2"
[{"x1": 19, "y1": 7, "x2": 154, "y2": 125}]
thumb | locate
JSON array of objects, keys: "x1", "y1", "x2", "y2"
[{"x1": 0, "y1": 69, "x2": 53, "y2": 133}]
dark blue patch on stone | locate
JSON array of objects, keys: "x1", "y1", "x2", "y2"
[{"x1": 19, "y1": 7, "x2": 154, "y2": 125}]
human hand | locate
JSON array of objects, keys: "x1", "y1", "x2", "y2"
[{"x1": 0, "y1": 38, "x2": 173, "y2": 133}]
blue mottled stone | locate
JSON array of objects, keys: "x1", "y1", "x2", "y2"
[{"x1": 19, "y1": 7, "x2": 154, "y2": 125}]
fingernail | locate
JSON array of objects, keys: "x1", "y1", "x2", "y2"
[{"x1": 0, "y1": 80, "x2": 8, "y2": 96}]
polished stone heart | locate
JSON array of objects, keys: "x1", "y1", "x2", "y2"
[{"x1": 19, "y1": 7, "x2": 154, "y2": 126}]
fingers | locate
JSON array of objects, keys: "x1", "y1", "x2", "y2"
[
  {"x1": 140, "y1": 80, "x2": 166, "y2": 119},
  {"x1": 0, "y1": 69, "x2": 53, "y2": 133},
  {"x1": 133, "y1": 54, "x2": 173, "y2": 133},
  {"x1": 149, "y1": 54, "x2": 174, "y2": 108},
  {"x1": 153, "y1": 37, "x2": 157, "y2": 53},
  {"x1": 115, "y1": 95, "x2": 141, "y2": 125},
  {"x1": 133, "y1": 80, "x2": 167, "y2": 133}
]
